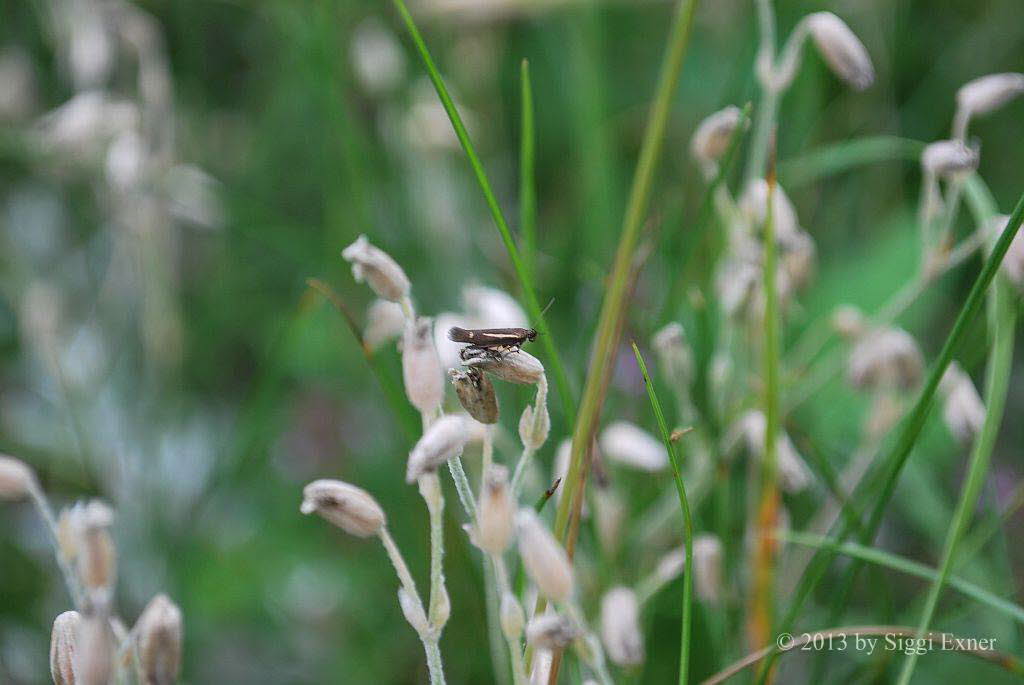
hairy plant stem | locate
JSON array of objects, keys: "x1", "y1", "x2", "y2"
[
  {"x1": 511, "y1": 375, "x2": 548, "y2": 495},
  {"x1": 26, "y1": 480, "x2": 85, "y2": 609}
]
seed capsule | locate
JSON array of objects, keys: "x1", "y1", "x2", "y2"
[
  {"x1": 134, "y1": 594, "x2": 183, "y2": 685},
  {"x1": 600, "y1": 587, "x2": 644, "y2": 666},
  {"x1": 477, "y1": 465, "x2": 514, "y2": 554},
  {"x1": 805, "y1": 12, "x2": 874, "y2": 91},
  {"x1": 341, "y1": 234, "x2": 411, "y2": 302},
  {"x1": 516, "y1": 509, "x2": 574, "y2": 603},
  {"x1": 406, "y1": 414, "x2": 469, "y2": 483},
  {"x1": 0, "y1": 454, "x2": 34, "y2": 500},
  {"x1": 449, "y1": 367, "x2": 499, "y2": 424},
  {"x1": 300, "y1": 479, "x2": 386, "y2": 537},
  {"x1": 50, "y1": 610, "x2": 81, "y2": 685}
]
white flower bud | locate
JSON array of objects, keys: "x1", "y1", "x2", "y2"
[
  {"x1": 300, "y1": 479, "x2": 386, "y2": 537},
  {"x1": 341, "y1": 234, "x2": 410, "y2": 302},
  {"x1": 350, "y1": 18, "x2": 405, "y2": 96},
  {"x1": 652, "y1": 323, "x2": 693, "y2": 386},
  {"x1": 500, "y1": 592, "x2": 525, "y2": 639},
  {"x1": 398, "y1": 587, "x2": 429, "y2": 634},
  {"x1": 50, "y1": 610, "x2": 81, "y2": 685},
  {"x1": 406, "y1": 414, "x2": 468, "y2": 483},
  {"x1": 463, "y1": 348, "x2": 545, "y2": 385},
  {"x1": 692, "y1": 534, "x2": 723, "y2": 603},
  {"x1": 990, "y1": 214, "x2": 1024, "y2": 289},
  {"x1": 690, "y1": 105, "x2": 743, "y2": 170},
  {"x1": 363, "y1": 299, "x2": 405, "y2": 351},
  {"x1": 725, "y1": 411, "x2": 811, "y2": 493},
  {"x1": 599, "y1": 421, "x2": 667, "y2": 472},
  {"x1": 805, "y1": 12, "x2": 874, "y2": 91},
  {"x1": 832, "y1": 304, "x2": 866, "y2": 339},
  {"x1": 526, "y1": 613, "x2": 580, "y2": 649},
  {"x1": 134, "y1": 594, "x2": 183, "y2": 685},
  {"x1": 518, "y1": 403, "x2": 550, "y2": 451},
  {"x1": 462, "y1": 284, "x2": 528, "y2": 328},
  {"x1": 956, "y1": 73, "x2": 1024, "y2": 120},
  {"x1": 477, "y1": 465, "x2": 515, "y2": 554},
  {"x1": 516, "y1": 509, "x2": 574, "y2": 603},
  {"x1": 402, "y1": 317, "x2": 444, "y2": 414},
  {"x1": 921, "y1": 140, "x2": 979, "y2": 178},
  {"x1": 74, "y1": 614, "x2": 114, "y2": 685},
  {"x1": 776, "y1": 434, "x2": 812, "y2": 494},
  {"x1": 450, "y1": 367, "x2": 499, "y2": 424},
  {"x1": 847, "y1": 326, "x2": 924, "y2": 391},
  {"x1": 939, "y1": 363, "x2": 986, "y2": 443},
  {"x1": 739, "y1": 179, "x2": 801, "y2": 241},
  {"x1": 655, "y1": 547, "x2": 686, "y2": 584},
  {"x1": 600, "y1": 587, "x2": 644, "y2": 666},
  {"x1": 0, "y1": 454, "x2": 35, "y2": 500}
]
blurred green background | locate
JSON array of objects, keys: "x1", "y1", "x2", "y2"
[{"x1": 1, "y1": 0, "x2": 1022, "y2": 682}]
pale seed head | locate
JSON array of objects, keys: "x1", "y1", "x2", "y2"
[
  {"x1": 655, "y1": 547, "x2": 686, "y2": 584},
  {"x1": 832, "y1": 304, "x2": 866, "y2": 339},
  {"x1": 477, "y1": 464, "x2": 515, "y2": 554},
  {"x1": 462, "y1": 284, "x2": 529, "y2": 328},
  {"x1": 956, "y1": 73, "x2": 1024, "y2": 120},
  {"x1": 0, "y1": 454, "x2": 35, "y2": 500},
  {"x1": 449, "y1": 367, "x2": 499, "y2": 424},
  {"x1": 939, "y1": 363, "x2": 986, "y2": 443},
  {"x1": 341, "y1": 234, "x2": 411, "y2": 302},
  {"x1": 805, "y1": 12, "x2": 875, "y2": 91},
  {"x1": 402, "y1": 316, "x2": 444, "y2": 414},
  {"x1": 518, "y1": 402, "x2": 550, "y2": 451},
  {"x1": 462, "y1": 348, "x2": 545, "y2": 385},
  {"x1": 363, "y1": 299, "x2": 405, "y2": 351},
  {"x1": 847, "y1": 326, "x2": 924, "y2": 391},
  {"x1": 600, "y1": 586, "x2": 644, "y2": 666},
  {"x1": 921, "y1": 140, "x2": 979, "y2": 178},
  {"x1": 50, "y1": 610, "x2": 81, "y2": 685},
  {"x1": 692, "y1": 534, "x2": 723, "y2": 603},
  {"x1": 134, "y1": 594, "x2": 183, "y2": 685},
  {"x1": 300, "y1": 479, "x2": 386, "y2": 537},
  {"x1": 74, "y1": 614, "x2": 114, "y2": 685},
  {"x1": 739, "y1": 178, "x2": 801, "y2": 241},
  {"x1": 406, "y1": 414, "x2": 469, "y2": 483},
  {"x1": 516, "y1": 508, "x2": 574, "y2": 602},
  {"x1": 398, "y1": 587, "x2": 429, "y2": 635},
  {"x1": 499, "y1": 592, "x2": 525, "y2": 639},
  {"x1": 690, "y1": 105, "x2": 743, "y2": 169},
  {"x1": 525, "y1": 613, "x2": 581, "y2": 650},
  {"x1": 990, "y1": 214, "x2": 1024, "y2": 289},
  {"x1": 598, "y1": 421, "x2": 667, "y2": 472},
  {"x1": 652, "y1": 322, "x2": 693, "y2": 386}
]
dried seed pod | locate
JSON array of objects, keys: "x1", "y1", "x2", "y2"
[
  {"x1": 990, "y1": 214, "x2": 1024, "y2": 289},
  {"x1": 300, "y1": 479, "x2": 386, "y2": 537},
  {"x1": 921, "y1": 140, "x2": 979, "y2": 178},
  {"x1": 939, "y1": 363, "x2": 986, "y2": 443},
  {"x1": 50, "y1": 610, "x2": 81, "y2": 685},
  {"x1": 805, "y1": 12, "x2": 874, "y2": 90},
  {"x1": 402, "y1": 317, "x2": 444, "y2": 414},
  {"x1": 500, "y1": 592, "x2": 525, "y2": 639},
  {"x1": 831, "y1": 304, "x2": 866, "y2": 339},
  {"x1": 449, "y1": 367, "x2": 498, "y2": 424},
  {"x1": 462, "y1": 348, "x2": 545, "y2": 385},
  {"x1": 68, "y1": 501, "x2": 116, "y2": 607},
  {"x1": 525, "y1": 613, "x2": 580, "y2": 649},
  {"x1": 600, "y1": 586, "x2": 644, "y2": 666},
  {"x1": 363, "y1": 299, "x2": 405, "y2": 351},
  {"x1": 0, "y1": 454, "x2": 34, "y2": 500},
  {"x1": 398, "y1": 587, "x2": 429, "y2": 635},
  {"x1": 341, "y1": 234, "x2": 411, "y2": 302},
  {"x1": 956, "y1": 73, "x2": 1024, "y2": 123},
  {"x1": 134, "y1": 594, "x2": 183, "y2": 685},
  {"x1": 847, "y1": 326, "x2": 924, "y2": 391},
  {"x1": 690, "y1": 105, "x2": 743, "y2": 169},
  {"x1": 739, "y1": 178, "x2": 802, "y2": 241},
  {"x1": 655, "y1": 547, "x2": 686, "y2": 584},
  {"x1": 406, "y1": 414, "x2": 468, "y2": 483},
  {"x1": 724, "y1": 411, "x2": 811, "y2": 493},
  {"x1": 599, "y1": 421, "x2": 667, "y2": 472},
  {"x1": 74, "y1": 614, "x2": 114, "y2": 685},
  {"x1": 516, "y1": 508, "x2": 574, "y2": 603},
  {"x1": 518, "y1": 402, "x2": 550, "y2": 451},
  {"x1": 692, "y1": 534, "x2": 723, "y2": 603},
  {"x1": 477, "y1": 465, "x2": 515, "y2": 554}
]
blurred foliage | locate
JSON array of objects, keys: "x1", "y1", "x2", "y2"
[{"x1": 1, "y1": 0, "x2": 1023, "y2": 683}]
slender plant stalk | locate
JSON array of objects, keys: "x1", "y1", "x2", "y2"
[
  {"x1": 778, "y1": 136, "x2": 925, "y2": 190},
  {"x1": 746, "y1": 0, "x2": 778, "y2": 184},
  {"x1": 519, "y1": 59, "x2": 537, "y2": 279},
  {"x1": 780, "y1": 531, "x2": 1024, "y2": 627},
  {"x1": 702, "y1": 625, "x2": 1024, "y2": 685},
  {"x1": 539, "y1": 4, "x2": 701, "y2": 679},
  {"x1": 767, "y1": 185, "x2": 1024, "y2": 673},
  {"x1": 390, "y1": 0, "x2": 575, "y2": 425},
  {"x1": 897, "y1": 176, "x2": 1018, "y2": 685},
  {"x1": 750, "y1": 153, "x2": 780, "y2": 651},
  {"x1": 633, "y1": 343, "x2": 694, "y2": 685}
]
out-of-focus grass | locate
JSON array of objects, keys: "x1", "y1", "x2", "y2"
[{"x1": 1, "y1": 0, "x2": 1023, "y2": 683}]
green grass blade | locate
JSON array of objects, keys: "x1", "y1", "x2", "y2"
[
  {"x1": 780, "y1": 532, "x2": 1024, "y2": 627},
  {"x1": 897, "y1": 177, "x2": 1019, "y2": 684},
  {"x1": 778, "y1": 136, "x2": 926, "y2": 189},
  {"x1": 770, "y1": 185, "x2": 1024, "y2": 667},
  {"x1": 391, "y1": 0, "x2": 575, "y2": 424},
  {"x1": 633, "y1": 342, "x2": 694, "y2": 685},
  {"x1": 519, "y1": 59, "x2": 537, "y2": 279}
]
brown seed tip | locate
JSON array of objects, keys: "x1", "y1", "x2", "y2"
[
  {"x1": 134, "y1": 594, "x2": 183, "y2": 685},
  {"x1": 0, "y1": 454, "x2": 35, "y2": 500}
]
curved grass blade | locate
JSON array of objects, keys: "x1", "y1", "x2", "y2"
[
  {"x1": 778, "y1": 136, "x2": 925, "y2": 189},
  {"x1": 633, "y1": 342, "x2": 694, "y2": 685},
  {"x1": 520, "y1": 59, "x2": 537, "y2": 279}
]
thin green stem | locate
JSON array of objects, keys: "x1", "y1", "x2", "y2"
[
  {"x1": 633, "y1": 343, "x2": 694, "y2": 685},
  {"x1": 779, "y1": 531, "x2": 1024, "y2": 627},
  {"x1": 519, "y1": 59, "x2": 537, "y2": 279},
  {"x1": 898, "y1": 175, "x2": 1017, "y2": 685},
  {"x1": 391, "y1": 0, "x2": 574, "y2": 425}
]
